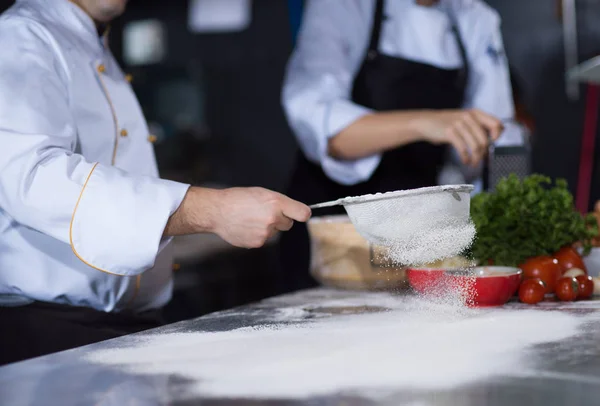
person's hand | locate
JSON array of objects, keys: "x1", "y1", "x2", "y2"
[
  {"x1": 164, "y1": 186, "x2": 311, "y2": 248},
  {"x1": 211, "y1": 187, "x2": 311, "y2": 248},
  {"x1": 414, "y1": 109, "x2": 504, "y2": 166}
]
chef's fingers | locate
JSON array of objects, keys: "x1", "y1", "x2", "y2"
[
  {"x1": 462, "y1": 116, "x2": 489, "y2": 166},
  {"x1": 471, "y1": 109, "x2": 504, "y2": 141},
  {"x1": 446, "y1": 128, "x2": 470, "y2": 165},
  {"x1": 463, "y1": 114, "x2": 489, "y2": 151},
  {"x1": 454, "y1": 120, "x2": 482, "y2": 166},
  {"x1": 279, "y1": 195, "x2": 312, "y2": 222},
  {"x1": 274, "y1": 215, "x2": 294, "y2": 232}
]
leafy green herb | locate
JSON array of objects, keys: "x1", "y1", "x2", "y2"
[{"x1": 468, "y1": 174, "x2": 599, "y2": 266}]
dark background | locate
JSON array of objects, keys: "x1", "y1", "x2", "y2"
[{"x1": 0, "y1": 0, "x2": 598, "y2": 321}]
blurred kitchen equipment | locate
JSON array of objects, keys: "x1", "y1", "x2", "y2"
[
  {"x1": 566, "y1": 55, "x2": 600, "y2": 84},
  {"x1": 188, "y1": 0, "x2": 252, "y2": 33},
  {"x1": 561, "y1": 0, "x2": 579, "y2": 100},
  {"x1": 123, "y1": 19, "x2": 166, "y2": 66},
  {"x1": 308, "y1": 185, "x2": 474, "y2": 262},
  {"x1": 566, "y1": 56, "x2": 600, "y2": 213},
  {"x1": 306, "y1": 215, "x2": 407, "y2": 290},
  {"x1": 483, "y1": 125, "x2": 532, "y2": 192}
]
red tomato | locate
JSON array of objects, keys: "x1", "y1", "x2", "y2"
[
  {"x1": 554, "y1": 246, "x2": 587, "y2": 274},
  {"x1": 576, "y1": 275, "x2": 594, "y2": 300},
  {"x1": 555, "y1": 277, "x2": 579, "y2": 301},
  {"x1": 518, "y1": 279, "x2": 546, "y2": 304},
  {"x1": 520, "y1": 256, "x2": 562, "y2": 294}
]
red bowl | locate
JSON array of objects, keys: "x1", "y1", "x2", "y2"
[
  {"x1": 407, "y1": 266, "x2": 522, "y2": 307},
  {"x1": 406, "y1": 268, "x2": 447, "y2": 295}
]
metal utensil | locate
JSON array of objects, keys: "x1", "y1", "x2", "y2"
[
  {"x1": 309, "y1": 184, "x2": 474, "y2": 250},
  {"x1": 483, "y1": 125, "x2": 532, "y2": 191}
]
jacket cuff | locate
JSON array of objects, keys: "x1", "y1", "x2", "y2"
[
  {"x1": 319, "y1": 100, "x2": 381, "y2": 185},
  {"x1": 69, "y1": 163, "x2": 189, "y2": 276}
]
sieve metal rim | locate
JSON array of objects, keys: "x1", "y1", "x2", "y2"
[{"x1": 316, "y1": 184, "x2": 474, "y2": 209}]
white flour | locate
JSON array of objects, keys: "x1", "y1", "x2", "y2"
[
  {"x1": 330, "y1": 185, "x2": 475, "y2": 266},
  {"x1": 384, "y1": 221, "x2": 476, "y2": 266},
  {"x1": 87, "y1": 295, "x2": 583, "y2": 400}
]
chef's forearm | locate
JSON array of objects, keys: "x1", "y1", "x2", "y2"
[
  {"x1": 163, "y1": 187, "x2": 220, "y2": 237},
  {"x1": 327, "y1": 111, "x2": 424, "y2": 160}
]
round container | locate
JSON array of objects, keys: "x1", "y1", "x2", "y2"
[
  {"x1": 407, "y1": 266, "x2": 522, "y2": 307},
  {"x1": 404, "y1": 256, "x2": 477, "y2": 294},
  {"x1": 306, "y1": 215, "x2": 407, "y2": 291},
  {"x1": 405, "y1": 269, "x2": 446, "y2": 295}
]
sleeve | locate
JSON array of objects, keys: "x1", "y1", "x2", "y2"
[
  {"x1": 450, "y1": 7, "x2": 525, "y2": 184},
  {"x1": 281, "y1": 0, "x2": 380, "y2": 186},
  {"x1": 0, "y1": 20, "x2": 189, "y2": 276}
]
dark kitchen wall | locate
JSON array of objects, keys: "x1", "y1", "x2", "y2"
[
  {"x1": 109, "y1": 0, "x2": 297, "y2": 192},
  {"x1": 486, "y1": 0, "x2": 600, "y2": 207}
]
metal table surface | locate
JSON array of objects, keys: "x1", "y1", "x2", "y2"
[{"x1": 2, "y1": 287, "x2": 600, "y2": 406}]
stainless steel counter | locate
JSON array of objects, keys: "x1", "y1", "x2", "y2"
[{"x1": 2, "y1": 288, "x2": 600, "y2": 406}]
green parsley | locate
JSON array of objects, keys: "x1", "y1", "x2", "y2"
[{"x1": 467, "y1": 174, "x2": 598, "y2": 266}]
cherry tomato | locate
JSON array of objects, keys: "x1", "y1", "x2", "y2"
[
  {"x1": 520, "y1": 256, "x2": 562, "y2": 294},
  {"x1": 576, "y1": 275, "x2": 594, "y2": 300},
  {"x1": 518, "y1": 279, "x2": 546, "y2": 304},
  {"x1": 554, "y1": 246, "x2": 587, "y2": 274},
  {"x1": 555, "y1": 277, "x2": 579, "y2": 301}
]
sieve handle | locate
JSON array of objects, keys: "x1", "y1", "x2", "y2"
[{"x1": 309, "y1": 199, "x2": 344, "y2": 209}]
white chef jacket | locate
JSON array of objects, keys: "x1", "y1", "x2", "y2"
[
  {"x1": 0, "y1": 0, "x2": 190, "y2": 312},
  {"x1": 282, "y1": 0, "x2": 524, "y2": 190}
]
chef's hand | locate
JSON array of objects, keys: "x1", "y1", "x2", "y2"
[
  {"x1": 164, "y1": 186, "x2": 311, "y2": 248},
  {"x1": 416, "y1": 109, "x2": 504, "y2": 166},
  {"x1": 210, "y1": 187, "x2": 312, "y2": 248}
]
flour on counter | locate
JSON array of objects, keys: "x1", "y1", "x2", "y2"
[
  {"x1": 272, "y1": 306, "x2": 309, "y2": 321},
  {"x1": 86, "y1": 295, "x2": 583, "y2": 400}
]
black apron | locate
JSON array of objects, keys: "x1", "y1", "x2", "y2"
[
  {"x1": 0, "y1": 302, "x2": 164, "y2": 366},
  {"x1": 278, "y1": 0, "x2": 469, "y2": 292}
]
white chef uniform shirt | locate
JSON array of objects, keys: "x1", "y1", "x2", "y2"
[
  {"x1": 0, "y1": 0, "x2": 190, "y2": 312},
  {"x1": 282, "y1": 0, "x2": 524, "y2": 191}
]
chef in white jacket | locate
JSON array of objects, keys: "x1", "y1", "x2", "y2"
[
  {"x1": 0, "y1": 0, "x2": 310, "y2": 365},
  {"x1": 279, "y1": 0, "x2": 524, "y2": 291}
]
